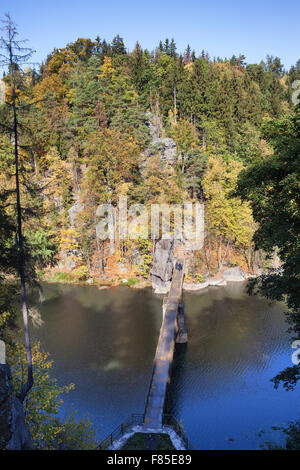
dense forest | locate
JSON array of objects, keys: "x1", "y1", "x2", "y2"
[
  {"x1": 0, "y1": 18, "x2": 299, "y2": 449},
  {"x1": 1, "y1": 35, "x2": 299, "y2": 281}
]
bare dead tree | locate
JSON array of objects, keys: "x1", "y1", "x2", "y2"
[{"x1": 0, "y1": 13, "x2": 35, "y2": 402}]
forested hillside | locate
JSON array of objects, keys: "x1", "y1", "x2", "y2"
[
  {"x1": 0, "y1": 16, "x2": 300, "y2": 450},
  {"x1": 0, "y1": 35, "x2": 299, "y2": 285}
]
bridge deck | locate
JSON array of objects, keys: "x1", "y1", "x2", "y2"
[{"x1": 144, "y1": 258, "x2": 185, "y2": 430}]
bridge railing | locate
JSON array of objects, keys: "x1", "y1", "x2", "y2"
[
  {"x1": 144, "y1": 359, "x2": 157, "y2": 417},
  {"x1": 98, "y1": 413, "x2": 144, "y2": 449},
  {"x1": 98, "y1": 412, "x2": 193, "y2": 450}
]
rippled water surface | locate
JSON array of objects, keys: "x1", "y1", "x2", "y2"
[{"x1": 29, "y1": 282, "x2": 300, "y2": 449}]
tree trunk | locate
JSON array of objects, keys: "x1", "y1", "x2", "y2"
[
  {"x1": 247, "y1": 241, "x2": 252, "y2": 272},
  {"x1": 218, "y1": 235, "x2": 222, "y2": 271},
  {"x1": 205, "y1": 228, "x2": 212, "y2": 273},
  {"x1": 87, "y1": 251, "x2": 91, "y2": 273},
  {"x1": 96, "y1": 237, "x2": 104, "y2": 275},
  {"x1": 221, "y1": 239, "x2": 230, "y2": 267},
  {"x1": 173, "y1": 86, "x2": 177, "y2": 122},
  {"x1": 13, "y1": 100, "x2": 33, "y2": 402}
]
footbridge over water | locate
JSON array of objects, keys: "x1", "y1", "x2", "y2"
[
  {"x1": 99, "y1": 255, "x2": 189, "y2": 449},
  {"x1": 144, "y1": 257, "x2": 187, "y2": 430}
]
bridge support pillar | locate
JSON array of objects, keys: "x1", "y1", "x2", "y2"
[
  {"x1": 162, "y1": 297, "x2": 168, "y2": 319},
  {"x1": 176, "y1": 303, "x2": 188, "y2": 343}
]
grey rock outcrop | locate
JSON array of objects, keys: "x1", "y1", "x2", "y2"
[
  {"x1": 222, "y1": 266, "x2": 248, "y2": 282},
  {"x1": 0, "y1": 364, "x2": 31, "y2": 450},
  {"x1": 183, "y1": 281, "x2": 209, "y2": 291},
  {"x1": 57, "y1": 251, "x2": 77, "y2": 271},
  {"x1": 152, "y1": 138, "x2": 177, "y2": 166},
  {"x1": 139, "y1": 114, "x2": 177, "y2": 173},
  {"x1": 140, "y1": 138, "x2": 177, "y2": 172},
  {"x1": 183, "y1": 267, "x2": 248, "y2": 291},
  {"x1": 151, "y1": 239, "x2": 175, "y2": 294},
  {"x1": 147, "y1": 112, "x2": 163, "y2": 140},
  {"x1": 68, "y1": 193, "x2": 83, "y2": 228},
  {"x1": 183, "y1": 277, "x2": 227, "y2": 291}
]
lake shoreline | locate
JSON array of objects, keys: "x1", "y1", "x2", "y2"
[{"x1": 40, "y1": 265, "x2": 257, "y2": 293}]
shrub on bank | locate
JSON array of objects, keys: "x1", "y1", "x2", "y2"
[{"x1": 7, "y1": 342, "x2": 99, "y2": 450}]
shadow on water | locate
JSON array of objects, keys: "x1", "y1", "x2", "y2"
[{"x1": 165, "y1": 343, "x2": 188, "y2": 415}]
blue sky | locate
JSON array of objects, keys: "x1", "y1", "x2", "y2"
[{"x1": 1, "y1": 0, "x2": 300, "y2": 69}]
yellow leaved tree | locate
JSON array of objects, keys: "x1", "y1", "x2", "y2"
[{"x1": 202, "y1": 155, "x2": 255, "y2": 271}]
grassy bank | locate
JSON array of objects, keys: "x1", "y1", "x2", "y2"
[{"x1": 121, "y1": 433, "x2": 175, "y2": 450}]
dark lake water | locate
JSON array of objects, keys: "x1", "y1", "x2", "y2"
[{"x1": 28, "y1": 282, "x2": 299, "y2": 449}]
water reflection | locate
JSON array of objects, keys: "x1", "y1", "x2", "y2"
[
  {"x1": 29, "y1": 282, "x2": 299, "y2": 449},
  {"x1": 29, "y1": 285, "x2": 162, "y2": 438}
]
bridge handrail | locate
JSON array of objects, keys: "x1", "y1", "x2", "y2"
[
  {"x1": 143, "y1": 356, "x2": 157, "y2": 416},
  {"x1": 98, "y1": 413, "x2": 144, "y2": 449},
  {"x1": 98, "y1": 412, "x2": 193, "y2": 450}
]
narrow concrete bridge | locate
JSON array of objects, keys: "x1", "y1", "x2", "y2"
[
  {"x1": 99, "y1": 255, "x2": 189, "y2": 449},
  {"x1": 144, "y1": 257, "x2": 187, "y2": 430}
]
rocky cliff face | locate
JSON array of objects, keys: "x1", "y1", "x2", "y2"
[
  {"x1": 0, "y1": 364, "x2": 31, "y2": 450},
  {"x1": 151, "y1": 239, "x2": 175, "y2": 294},
  {"x1": 139, "y1": 113, "x2": 177, "y2": 173}
]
